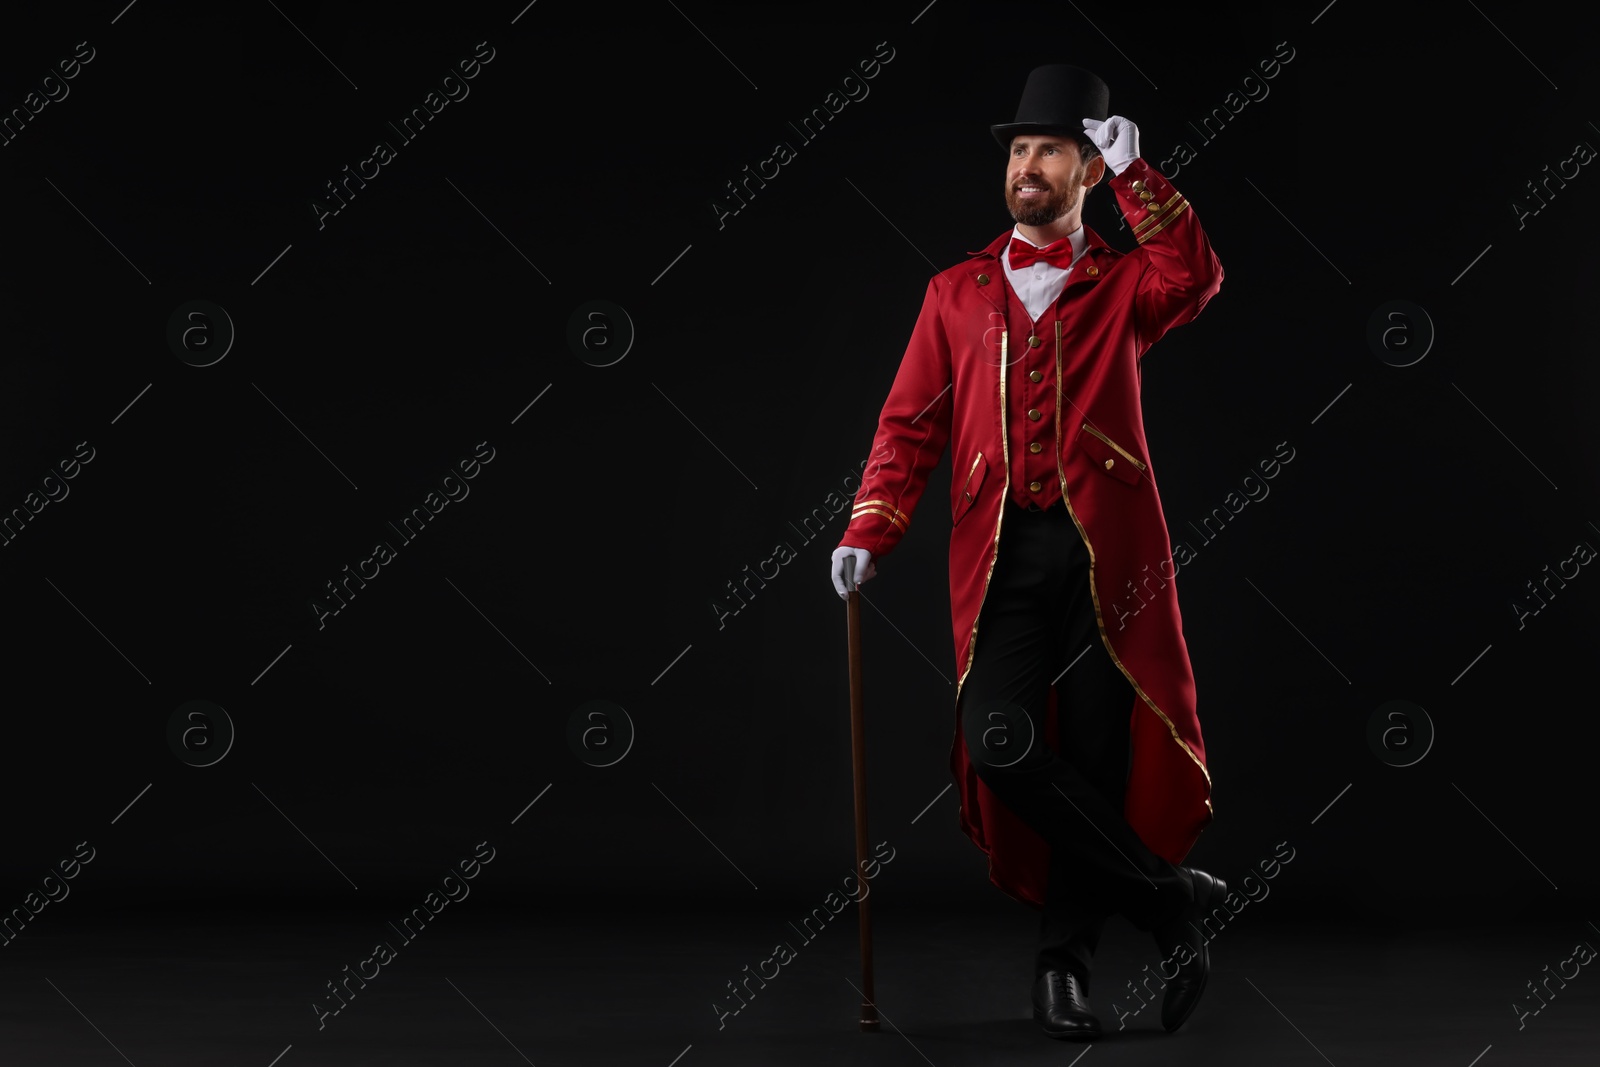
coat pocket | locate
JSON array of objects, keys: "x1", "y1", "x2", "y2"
[
  {"x1": 952, "y1": 451, "x2": 987, "y2": 526},
  {"x1": 1076, "y1": 422, "x2": 1145, "y2": 486}
]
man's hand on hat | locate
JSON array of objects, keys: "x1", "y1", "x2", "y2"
[{"x1": 1082, "y1": 115, "x2": 1139, "y2": 177}]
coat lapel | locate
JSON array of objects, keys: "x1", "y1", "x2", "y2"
[
  {"x1": 1064, "y1": 224, "x2": 1120, "y2": 298},
  {"x1": 962, "y1": 230, "x2": 1012, "y2": 314}
]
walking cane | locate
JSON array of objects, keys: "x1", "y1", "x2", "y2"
[{"x1": 842, "y1": 555, "x2": 880, "y2": 1031}]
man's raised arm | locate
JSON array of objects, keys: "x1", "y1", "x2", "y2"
[{"x1": 1084, "y1": 116, "x2": 1224, "y2": 352}]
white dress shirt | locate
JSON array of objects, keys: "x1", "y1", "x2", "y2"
[{"x1": 1002, "y1": 224, "x2": 1088, "y2": 323}]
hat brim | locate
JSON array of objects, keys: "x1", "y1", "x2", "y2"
[{"x1": 991, "y1": 122, "x2": 1091, "y2": 149}]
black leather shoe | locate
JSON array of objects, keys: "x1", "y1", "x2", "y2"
[
  {"x1": 1032, "y1": 968, "x2": 1101, "y2": 1040},
  {"x1": 1153, "y1": 867, "x2": 1228, "y2": 1033}
]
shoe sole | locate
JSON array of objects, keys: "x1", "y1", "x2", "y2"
[
  {"x1": 1164, "y1": 871, "x2": 1228, "y2": 1033},
  {"x1": 1033, "y1": 1008, "x2": 1101, "y2": 1040}
]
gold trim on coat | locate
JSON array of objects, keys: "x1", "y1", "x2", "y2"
[
  {"x1": 955, "y1": 328, "x2": 1010, "y2": 706},
  {"x1": 851, "y1": 506, "x2": 908, "y2": 531},
  {"x1": 1135, "y1": 198, "x2": 1191, "y2": 243},
  {"x1": 958, "y1": 326, "x2": 1014, "y2": 893},
  {"x1": 1080, "y1": 421, "x2": 1147, "y2": 471},
  {"x1": 1052, "y1": 320, "x2": 1212, "y2": 792},
  {"x1": 960, "y1": 452, "x2": 984, "y2": 501},
  {"x1": 1132, "y1": 192, "x2": 1186, "y2": 236},
  {"x1": 851, "y1": 499, "x2": 910, "y2": 528}
]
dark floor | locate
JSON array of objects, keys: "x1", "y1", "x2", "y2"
[{"x1": 1, "y1": 899, "x2": 1594, "y2": 1065}]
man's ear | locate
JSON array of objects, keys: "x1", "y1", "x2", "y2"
[{"x1": 1084, "y1": 155, "x2": 1107, "y2": 189}]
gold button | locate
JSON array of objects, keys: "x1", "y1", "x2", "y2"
[
  {"x1": 976, "y1": 273, "x2": 990, "y2": 285},
  {"x1": 1029, "y1": 369, "x2": 1042, "y2": 382},
  {"x1": 1029, "y1": 442, "x2": 1042, "y2": 454},
  {"x1": 1028, "y1": 408, "x2": 1041, "y2": 421},
  {"x1": 963, "y1": 491, "x2": 972, "y2": 502},
  {"x1": 1138, "y1": 190, "x2": 1155, "y2": 201},
  {"x1": 1131, "y1": 179, "x2": 1146, "y2": 192},
  {"x1": 1028, "y1": 480, "x2": 1042, "y2": 492},
  {"x1": 1086, "y1": 265, "x2": 1099, "y2": 277},
  {"x1": 1104, "y1": 457, "x2": 1115, "y2": 469},
  {"x1": 1028, "y1": 335, "x2": 1040, "y2": 348}
]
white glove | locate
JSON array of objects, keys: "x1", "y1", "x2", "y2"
[
  {"x1": 830, "y1": 545, "x2": 877, "y2": 599},
  {"x1": 1081, "y1": 115, "x2": 1139, "y2": 176}
]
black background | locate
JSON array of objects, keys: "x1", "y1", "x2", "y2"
[{"x1": 2, "y1": 0, "x2": 1595, "y2": 959}]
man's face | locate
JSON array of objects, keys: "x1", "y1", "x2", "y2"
[{"x1": 1005, "y1": 135, "x2": 1091, "y2": 226}]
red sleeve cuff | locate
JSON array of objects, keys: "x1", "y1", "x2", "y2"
[{"x1": 1109, "y1": 157, "x2": 1192, "y2": 245}]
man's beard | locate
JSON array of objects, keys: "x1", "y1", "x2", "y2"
[{"x1": 1006, "y1": 178, "x2": 1080, "y2": 227}]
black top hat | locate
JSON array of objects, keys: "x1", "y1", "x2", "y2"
[{"x1": 991, "y1": 64, "x2": 1110, "y2": 148}]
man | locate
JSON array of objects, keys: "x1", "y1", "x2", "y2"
[{"x1": 828, "y1": 65, "x2": 1227, "y2": 1039}]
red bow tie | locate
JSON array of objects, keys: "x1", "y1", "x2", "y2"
[{"x1": 1008, "y1": 236, "x2": 1077, "y2": 270}]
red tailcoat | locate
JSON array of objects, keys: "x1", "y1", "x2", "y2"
[{"x1": 838, "y1": 156, "x2": 1223, "y2": 909}]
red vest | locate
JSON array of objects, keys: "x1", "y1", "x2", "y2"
[{"x1": 1000, "y1": 266, "x2": 1071, "y2": 510}]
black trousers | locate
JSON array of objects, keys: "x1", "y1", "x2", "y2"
[{"x1": 957, "y1": 499, "x2": 1191, "y2": 990}]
